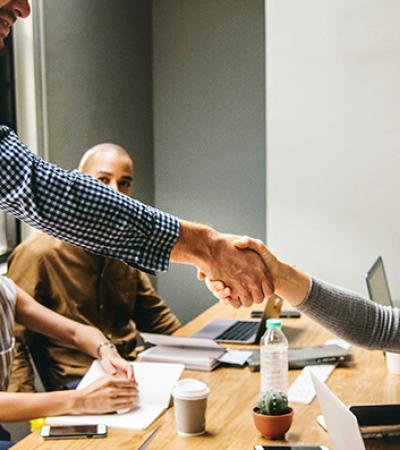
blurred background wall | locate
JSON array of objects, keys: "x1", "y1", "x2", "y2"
[{"x1": 16, "y1": 0, "x2": 266, "y2": 324}]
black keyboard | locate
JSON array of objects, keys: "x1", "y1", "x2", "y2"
[{"x1": 216, "y1": 321, "x2": 258, "y2": 341}]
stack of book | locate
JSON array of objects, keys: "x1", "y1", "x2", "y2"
[{"x1": 138, "y1": 333, "x2": 227, "y2": 371}]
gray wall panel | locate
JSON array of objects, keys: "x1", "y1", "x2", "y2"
[
  {"x1": 32, "y1": 0, "x2": 265, "y2": 324},
  {"x1": 153, "y1": 0, "x2": 266, "y2": 323},
  {"x1": 41, "y1": 0, "x2": 154, "y2": 204}
]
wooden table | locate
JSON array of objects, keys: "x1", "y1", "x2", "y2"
[{"x1": 11, "y1": 301, "x2": 400, "y2": 449}]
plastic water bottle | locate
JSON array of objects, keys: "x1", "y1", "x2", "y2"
[{"x1": 260, "y1": 318, "x2": 288, "y2": 394}]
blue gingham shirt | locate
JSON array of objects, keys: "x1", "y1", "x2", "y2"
[{"x1": 0, "y1": 126, "x2": 180, "y2": 273}]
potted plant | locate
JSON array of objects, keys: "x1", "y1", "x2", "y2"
[{"x1": 252, "y1": 389, "x2": 294, "y2": 439}]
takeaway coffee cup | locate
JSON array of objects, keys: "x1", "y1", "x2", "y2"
[
  {"x1": 172, "y1": 379, "x2": 210, "y2": 436},
  {"x1": 386, "y1": 352, "x2": 400, "y2": 374}
]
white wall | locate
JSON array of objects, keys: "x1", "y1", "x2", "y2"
[{"x1": 267, "y1": 0, "x2": 400, "y2": 297}]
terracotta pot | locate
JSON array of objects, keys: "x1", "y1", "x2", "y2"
[{"x1": 252, "y1": 407, "x2": 294, "y2": 440}]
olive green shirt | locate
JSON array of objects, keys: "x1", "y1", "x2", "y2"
[{"x1": 7, "y1": 231, "x2": 181, "y2": 391}]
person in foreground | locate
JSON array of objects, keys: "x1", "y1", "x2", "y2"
[
  {"x1": 0, "y1": 0, "x2": 272, "y2": 309},
  {"x1": 205, "y1": 237, "x2": 400, "y2": 351},
  {"x1": 8, "y1": 143, "x2": 181, "y2": 392},
  {"x1": 0, "y1": 277, "x2": 137, "y2": 449}
]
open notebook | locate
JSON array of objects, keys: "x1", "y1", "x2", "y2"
[{"x1": 46, "y1": 361, "x2": 184, "y2": 431}]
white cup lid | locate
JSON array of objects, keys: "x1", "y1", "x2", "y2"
[{"x1": 172, "y1": 378, "x2": 209, "y2": 400}]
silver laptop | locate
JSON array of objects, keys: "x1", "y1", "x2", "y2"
[
  {"x1": 192, "y1": 295, "x2": 283, "y2": 344},
  {"x1": 366, "y1": 256, "x2": 393, "y2": 307},
  {"x1": 311, "y1": 373, "x2": 365, "y2": 450}
]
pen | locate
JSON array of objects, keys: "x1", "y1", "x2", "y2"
[{"x1": 137, "y1": 425, "x2": 161, "y2": 450}]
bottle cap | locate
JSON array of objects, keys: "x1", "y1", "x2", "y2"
[{"x1": 266, "y1": 319, "x2": 282, "y2": 329}]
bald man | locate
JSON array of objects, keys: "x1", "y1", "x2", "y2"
[{"x1": 7, "y1": 144, "x2": 181, "y2": 392}]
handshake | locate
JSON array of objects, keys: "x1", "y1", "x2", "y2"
[
  {"x1": 171, "y1": 222, "x2": 311, "y2": 309},
  {"x1": 198, "y1": 236, "x2": 280, "y2": 309}
]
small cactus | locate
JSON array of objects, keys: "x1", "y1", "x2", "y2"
[{"x1": 257, "y1": 389, "x2": 289, "y2": 416}]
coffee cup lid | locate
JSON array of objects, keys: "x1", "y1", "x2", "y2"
[{"x1": 172, "y1": 378, "x2": 209, "y2": 400}]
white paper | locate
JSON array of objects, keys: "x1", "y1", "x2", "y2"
[
  {"x1": 288, "y1": 364, "x2": 335, "y2": 404},
  {"x1": 218, "y1": 350, "x2": 253, "y2": 365},
  {"x1": 47, "y1": 361, "x2": 184, "y2": 430},
  {"x1": 324, "y1": 338, "x2": 351, "y2": 350}
]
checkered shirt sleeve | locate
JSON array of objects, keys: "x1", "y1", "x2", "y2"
[{"x1": 0, "y1": 126, "x2": 180, "y2": 273}]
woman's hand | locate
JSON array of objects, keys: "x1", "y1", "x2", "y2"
[
  {"x1": 98, "y1": 346, "x2": 135, "y2": 382},
  {"x1": 199, "y1": 236, "x2": 311, "y2": 307},
  {"x1": 74, "y1": 376, "x2": 138, "y2": 414}
]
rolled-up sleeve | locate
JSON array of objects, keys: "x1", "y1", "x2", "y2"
[{"x1": 0, "y1": 126, "x2": 180, "y2": 272}]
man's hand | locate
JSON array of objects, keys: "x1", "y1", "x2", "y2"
[
  {"x1": 171, "y1": 222, "x2": 274, "y2": 308},
  {"x1": 203, "y1": 233, "x2": 275, "y2": 308},
  {"x1": 200, "y1": 236, "x2": 311, "y2": 307},
  {"x1": 198, "y1": 236, "x2": 281, "y2": 306}
]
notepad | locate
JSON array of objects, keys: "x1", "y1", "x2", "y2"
[{"x1": 46, "y1": 361, "x2": 184, "y2": 431}]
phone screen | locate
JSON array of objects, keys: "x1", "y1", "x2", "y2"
[
  {"x1": 280, "y1": 310, "x2": 301, "y2": 318},
  {"x1": 49, "y1": 425, "x2": 99, "y2": 437}
]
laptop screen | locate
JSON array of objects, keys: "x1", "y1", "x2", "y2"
[{"x1": 366, "y1": 257, "x2": 392, "y2": 307}]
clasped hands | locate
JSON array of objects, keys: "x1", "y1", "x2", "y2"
[{"x1": 198, "y1": 236, "x2": 281, "y2": 308}]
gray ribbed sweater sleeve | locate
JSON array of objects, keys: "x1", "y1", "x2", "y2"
[{"x1": 297, "y1": 278, "x2": 400, "y2": 351}]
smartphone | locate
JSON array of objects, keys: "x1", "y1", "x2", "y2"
[
  {"x1": 254, "y1": 446, "x2": 329, "y2": 450},
  {"x1": 41, "y1": 424, "x2": 107, "y2": 440},
  {"x1": 250, "y1": 310, "x2": 301, "y2": 319},
  {"x1": 280, "y1": 310, "x2": 301, "y2": 319}
]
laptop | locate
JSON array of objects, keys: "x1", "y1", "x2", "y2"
[
  {"x1": 247, "y1": 344, "x2": 352, "y2": 371},
  {"x1": 366, "y1": 256, "x2": 393, "y2": 307},
  {"x1": 192, "y1": 295, "x2": 283, "y2": 344},
  {"x1": 311, "y1": 373, "x2": 365, "y2": 450}
]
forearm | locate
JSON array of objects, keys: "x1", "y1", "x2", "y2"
[
  {"x1": 272, "y1": 259, "x2": 400, "y2": 351},
  {"x1": 16, "y1": 287, "x2": 110, "y2": 360},
  {"x1": 274, "y1": 261, "x2": 312, "y2": 307},
  {"x1": 0, "y1": 390, "x2": 78, "y2": 422},
  {"x1": 71, "y1": 324, "x2": 108, "y2": 360},
  {"x1": 170, "y1": 220, "x2": 215, "y2": 270},
  {"x1": 0, "y1": 126, "x2": 179, "y2": 272},
  {"x1": 298, "y1": 278, "x2": 400, "y2": 351}
]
